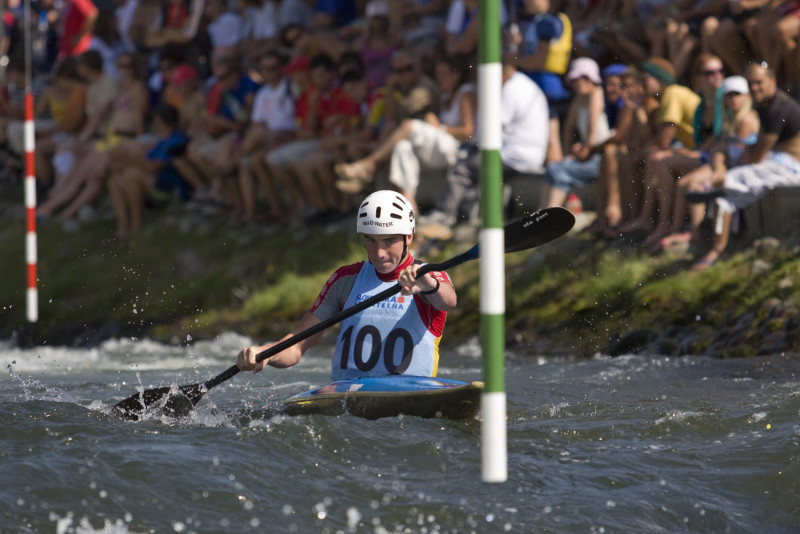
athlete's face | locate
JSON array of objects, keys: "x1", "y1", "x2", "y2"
[{"x1": 364, "y1": 234, "x2": 412, "y2": 274}]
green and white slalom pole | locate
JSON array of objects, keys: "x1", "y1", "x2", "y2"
[{"x1": 478, "y1": 0, "x2": 506, "y2": 483}]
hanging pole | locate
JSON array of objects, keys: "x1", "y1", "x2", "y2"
[
  {"x1": 478, "y1": 0, "x2": 506, "y2": 483},
  {"x1": 23, "y1": 0, "x2": 38, "y2": 323}
]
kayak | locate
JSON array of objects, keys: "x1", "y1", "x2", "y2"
[{"x1": 282, "y1": 376, "x2": 483, "y2": 420}]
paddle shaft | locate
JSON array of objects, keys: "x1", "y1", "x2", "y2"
[
  {"x1": 197, "y1": 248, "x2": 478, "y2": 394},
  {"x1": 112, "y1": 206, "x2": 574, "y2": 419}
]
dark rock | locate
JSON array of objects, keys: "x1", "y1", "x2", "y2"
[{"x1": 605, "y1": 329, "x2": 658, "y2": 356}]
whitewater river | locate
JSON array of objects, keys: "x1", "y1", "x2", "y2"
[{"x1": 1, "y1": 333, "x2": 798, "y2": 533}]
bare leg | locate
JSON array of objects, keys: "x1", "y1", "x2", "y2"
[
  {"x1": 693, "y1": 209, "x2": 731, "y2": 269},
  {"x1": 546, "y1": 117, "x2": 563, "y2": 164},
  {"x1": 250, "y1": 149, "x2": 288, "y2": 220},
  {"x1": 57, "y1": 152, "x2": 110, "y2": 221},
  {"x1": 292, "y1": 159, "x2": 330, "y2": 213},
  {"x1": 356, "y1": 118, "x2": 415, "y2": 172},
  {"x1": 37, "y1": 151, "x2": 95, "y2": 215},
  {"x1": 539, "y1": 182, "x2": 568, "y2": 209}
]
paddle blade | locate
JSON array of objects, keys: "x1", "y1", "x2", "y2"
[
  {"x1": 112, "y1": 383, "x2": 206, "y2": 421},
  {"x1": 504, "y1": 206, "x2": 575, "y2": 254}
]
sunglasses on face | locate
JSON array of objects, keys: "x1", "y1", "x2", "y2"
[
  {"x1": 703, "y1": 68, "x2": 724, "y2": 76},
  {"x1": 394, "y1": 64, "x2": 415, "y2": 74}
]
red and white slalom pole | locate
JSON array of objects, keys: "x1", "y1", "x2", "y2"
[{"x1": 24, "y1": 0, "x2": 38, "y2": 323}]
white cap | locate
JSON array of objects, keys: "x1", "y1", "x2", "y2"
[
  {"x1": 357, "y1": 191, "x2": 415, "y2": 235},
  {"x1": 565, "y1": 57, "x2": 602, "y2": 85},
  {"x1": 722, "y1": 75, "x2": 749, "y2": 95}
]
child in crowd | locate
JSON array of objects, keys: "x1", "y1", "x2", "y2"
[{"x1": 108, "y1": 103, "x2": 189, "y2": 240}]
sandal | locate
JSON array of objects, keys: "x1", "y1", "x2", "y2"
[
  {"x1": 691, "y1": 251, "x2": 723, "y2": 271},
  {"x1": 659, "y1": 232, "x2": 692, "y2": 250},
  {"x1": 334, "y1": 162, "x2": 373, "y2": 194}
]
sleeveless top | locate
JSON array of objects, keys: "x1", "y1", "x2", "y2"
[
  {"x1": 439, "y1": 82, "x2": 475, "y2": 128},
  {"x1": 577, "y1": 102, "x2": 611, "y2": 146},
  {"x1": 360, "y1": 37, "x2": 396, "y2": 88},
  {"x1": 331, "y1": 262, "x2": 444, "y2": 380}
]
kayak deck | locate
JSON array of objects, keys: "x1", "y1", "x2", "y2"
[{"x1": 282, "y1": 376, "x2": 483, "y2": 420}]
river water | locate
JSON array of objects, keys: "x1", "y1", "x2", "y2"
[{"x1": 1, "y1": 333, "x2": 798, "y2": 533}]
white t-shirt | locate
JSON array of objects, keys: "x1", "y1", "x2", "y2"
[
  {"x1": 207, "y1": 12, "x2": 244, "y2": 48},
  {"x1": 501, "y1": 71, "x2": 549, "y2": 174},
  {"x1": 251, "y1": 77, "x2": 296, "y2": 132}
]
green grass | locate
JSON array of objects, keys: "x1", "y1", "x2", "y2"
[{"x1": 1, "y1": 203, "x2": 798, "y2": 355}]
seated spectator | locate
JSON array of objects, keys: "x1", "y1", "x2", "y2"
[
  {"x1": 263, "y1": 53, "x2": 359, "y2": 220},
  {"x1": 166, "y1": 64, "x2": 218, "y2": 198},
  {"x1": 661, "y1": 74, "x2": 759, "y2": 251},
  {"x1": 184, "y1": 50, "x2": 259, "y2": 208},
  {"x1": 230, "y1": 50, "x2": 297, "y2": 226},
  {"x1": 247, "y1": 54, "x2": 312, "y2": 220},
  {"x1": 539, "y1": 57, "x2": 611, "y2": 210},
  {"x1": 0, "y1": 55, "x2": 31, "y2": 150},
  {"x1": 380, "y1": 48, "x2": 441, "y2": 136},
  {"x1": 108, "y1": 103, "x2": 190, "y2": 240},
  {"x1": 631, "y1": 54, "x2": 725, "y2": 249},
  {"x1": 74, "y1": 50, "x2": 120, "y2": 145},
  {"x1": 28, "y1": 58, "x2": 87, "y2": 189},
  {"x1": 693, "y1": 62, "x2": 800, "y2": 269},
  {"x1": 37, "y1": 52, "x2": 149, "y2": 221},
  {"x1": 416, "y1": 57, "x2": 549, "y2": 241},
  {"x1": 349, "y1": 0, "x2": 398, "y2": 88},
  {"x1": 602, "y1": 63, "x2": 627, "y2": 131},
  {"x1": 508, "y1": 0, "x2": 572, "y2": 164},
  {"x1": 334, "y1": 54, "x2": 476, "y2": 215},
  {"x1": 286, "y1": 68, "x2": 386, "y2": 222},
  {"x1": 617, "y1": 58, "x2": 701, "y2": 246},
  {"x1": 586, "y1": 66, "x2": 656, "y2": 238}
]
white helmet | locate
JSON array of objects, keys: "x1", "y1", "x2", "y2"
[{"x1": 356, "y1": 191, "x2": 415, "y2": 235}]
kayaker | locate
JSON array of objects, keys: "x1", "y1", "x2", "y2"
[{"x1": 236, "y1": 190, "x2": 457, "y2": 378}]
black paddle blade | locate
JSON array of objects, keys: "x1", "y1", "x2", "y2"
[
  {"x1": 112, "y1": 383, "x2": 206, "y2": 421},
  {"x1": 504, "y1": 206, "x2": 575, "y2": 254}
]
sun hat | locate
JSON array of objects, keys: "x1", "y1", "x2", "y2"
[
  {"x1": 721, "y1": 75, "x2": 749, "y2": 95},
  {"x1": 640, "y1": 58, "x2": 676, "y2": 86},
  {"x1": 565, "y1": 57, "x2": 602, "y2": 85},
  {"x1": 602, "y1": 63, "x2": 628, "y2": 78}
]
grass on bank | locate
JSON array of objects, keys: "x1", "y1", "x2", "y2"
[{"x1": 0, "y1": 203, "x2": 798, "y2": 356}]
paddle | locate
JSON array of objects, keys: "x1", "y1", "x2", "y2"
[{"x1": 112, "y1": 206, "x2": 575, "y2": 421}]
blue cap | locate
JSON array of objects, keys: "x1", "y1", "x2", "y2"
[{"x1": 602, "y1": 63, "x2": 628, "y2": 77}]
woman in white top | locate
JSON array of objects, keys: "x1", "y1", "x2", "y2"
[
  {"x1": 540, "y1": 57, "x2": 610, "y2": 210},
  {"x1": 334, "y1": 54, "x2": 476, "y2": 215}
]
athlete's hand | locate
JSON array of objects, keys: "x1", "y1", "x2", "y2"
[
  {"x1": 398, "y1": 263, "x2": 437, "y2": 295},
  {"x1": 236, "y1": 345, "x2": 271, "y2": 374}
]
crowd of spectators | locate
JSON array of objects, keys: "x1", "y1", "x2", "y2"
[{"x1": 1, "y1": 0, "x2": 799, "y2": 269}]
